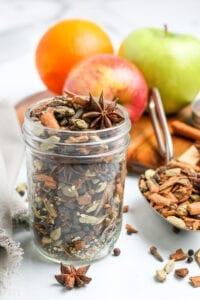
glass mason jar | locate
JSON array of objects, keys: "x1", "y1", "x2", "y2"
[{"x1": 23, "y1": 98, "x2": 131, "y2": 263}]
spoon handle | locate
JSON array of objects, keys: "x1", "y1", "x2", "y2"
[{"x1": 148, "y1": 88, "x2": 174, "y2": 162}]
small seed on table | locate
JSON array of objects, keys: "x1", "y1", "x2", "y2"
[
  {"x1": 125, "y1": 223, "x2": 138, "y2": 234},
  {"x1": 113, "y1": 248, "x2": 121, "y2": 256},
  {"x1": 187, "y1": 256, "x2": 193, "y2": 263},
  {"x1": 155, "y1": 269, "x2": 167, "y2": 282},
  {"x1": 123, "y1": 205, "x2": 129, "y2": 213},
  {"x1": 188, "y1": 249, "x2": 194, "y2": 256}
]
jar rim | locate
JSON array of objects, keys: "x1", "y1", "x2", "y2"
[
  {"x1": 23, "y1": 97, "x2": 131, "y2": 157},
  {"x1": 24, "y1": 97, "x2": 131, "y2": 135}
]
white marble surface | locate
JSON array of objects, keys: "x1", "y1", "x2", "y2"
[{"x1": 1, "y1": 0, "x2": 200, "y2": 299}]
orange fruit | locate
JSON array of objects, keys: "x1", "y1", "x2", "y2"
[{"x1": 35, "y1": 19, "x2": 114, "y2": 94}]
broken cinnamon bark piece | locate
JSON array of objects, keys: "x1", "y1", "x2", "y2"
[
  {"x1": 183, "y1": 217, "x2": 200, "y2": 231},
  {"x1": 189, "y1": 276, "x2": 200, "y2": 287},
  {"x1": 125, "y1": 223, "x2": 138, "y2": 234},
  {"x1": 175, "y1": 268, "x2": 189, "y2": 278},
  {"x1": 148, "y1": 193, "x2": 176, "y2": 206},
  {"x1": 169, "y1": 248, "x2": 188, "y2": 261},
  {"x1": 187, "y1": 202, "x2": 200, "y2": 215},
  {"x1": 40, "y1": 107, "x2": 60, "y2": 129},
  {"x1": 123, "y1": 205, "x2": 129, "y2": 213}
]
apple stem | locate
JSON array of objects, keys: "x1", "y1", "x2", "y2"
[{"x1": 164, "y1": 24, "x2": 168, "y2": 36}]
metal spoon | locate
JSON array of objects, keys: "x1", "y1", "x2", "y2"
[{"x1": 140, "y1": 88, "x2": 199, "y2": 232}]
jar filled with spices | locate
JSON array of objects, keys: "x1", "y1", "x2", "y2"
[{"x1": 23, "y1": 91, "x2": 131, "y2": 263}]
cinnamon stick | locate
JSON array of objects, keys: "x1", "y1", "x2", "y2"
[
  {"x1": 40, "y1": 107, "x2": 60, "y2": 129},
  {"x1": 127, "y1": 128, "x2": 154, "y2": 160},
  {"x1": 148, "y1": 193, "x2": 177, "y2": 206},
  {"x1": 171, "y1": 120, "x2": 200, "y2": 141},
  {"x1": 161, "y1": 210, "x2": 177, "y2": 217}
]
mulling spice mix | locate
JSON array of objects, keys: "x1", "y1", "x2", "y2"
[{"x1": 23, "y1": 91, "x2": 131, "y2": 263}]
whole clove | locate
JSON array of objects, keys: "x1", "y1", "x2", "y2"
[
  {"x1": 123, "y1": 205, "x2": 129, "y2": 213},
  {"x1": 150, "y1": 246, "x2": 164, "y2": 262}
]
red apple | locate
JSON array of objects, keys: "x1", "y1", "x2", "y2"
[{"x1": 63, "y1": 54, "x2": 148, "y2": 123}]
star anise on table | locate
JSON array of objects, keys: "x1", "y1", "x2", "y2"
[
  {"x1": 55, "y1": 263, "x2": 92, "y2": 289},
  {"x1": 82, "y1": 92, "x2": 124, "y2": 129}
]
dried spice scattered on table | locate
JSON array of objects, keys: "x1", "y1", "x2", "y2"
[
  {"x1": 189, "y1": 276, "x2": 200, "y2": 287},
  {"x1": 139, "y1": 160, "x2": 200, "y2": 230},
  {"x1": 186, "y1": 249, "x2": 194, "y2": 263},
  {"x1": 55, "y1": 263, "x2": 92, "y2": 289},
  {"x1": 188, "y1": 249, "x2": 194, "y2": 256},
  {"x1": 175, "y1": 268, "x2": 189, "y2": 278},
  {"x1": 123, "y1": 205, "x2": 129, "y2": 213},
  {"x1": 150, "y1": 246, "x2": 164, "y2": 262},
  {"x1": 155, "y1": 269, "x2": 167, "y2": 282},
  {"x1": 155, "y1": 259, "x2": 175, "y2": 283},
  {"x1": 187, "y1": 256, "x2": 193, "y2": 263},
  {"x1": 163, "y1": 259, "x2": 175, "y2": 274},
  {"x1": 125, "y1": 223, "x2": 138, "y2": 234},
  {"x1": 113, "y1": 247, "x2": 121, "y2": 256},
  {"x1": 169, "y1": 248, "x2": 188, "y2": 261},
  {"x1": 152, "y1": 247, "x2": 200, "y2": 286}
]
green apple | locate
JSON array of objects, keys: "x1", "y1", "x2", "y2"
[{"x1": 118, "y1": 27, "x2": 200, "y2": 114}]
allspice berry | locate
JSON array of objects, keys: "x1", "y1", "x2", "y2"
[{"x1": 113, "y1": 248, "x2": 121, "y2": 256}]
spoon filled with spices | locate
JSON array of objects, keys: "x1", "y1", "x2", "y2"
[{"x1": 138, "y1": 88, "x2": 200, "y2": 231}]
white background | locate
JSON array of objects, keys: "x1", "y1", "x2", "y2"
[{"x1": 1, "y1": 0, "x2": 200, "y2": 299}]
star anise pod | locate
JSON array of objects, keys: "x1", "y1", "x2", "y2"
[
  {"x1": 55, "y1": 263, "x2": 92, "y2": 289},
  {"x1": 82, "y1": 92, "x2": 124, "y2": 129}
]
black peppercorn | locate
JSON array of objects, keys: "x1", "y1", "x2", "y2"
[
  {"x1": 188, "y1": 249, "x2": 194, "y2": 256},
  {"x1": 172, "y1": 226, "x2": 180, "y2": 234},
  {"x1": 187, "y1": 256, "x2": 193, "y2": 263}
]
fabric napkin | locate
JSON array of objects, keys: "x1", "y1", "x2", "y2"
[{"x1": 0, "y1": 99, "x2": 27, "y2": 290}]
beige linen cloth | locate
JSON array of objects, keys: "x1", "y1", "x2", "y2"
[{"x1": 0, "y1": 99, "x2": 28, "y2": 290}]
